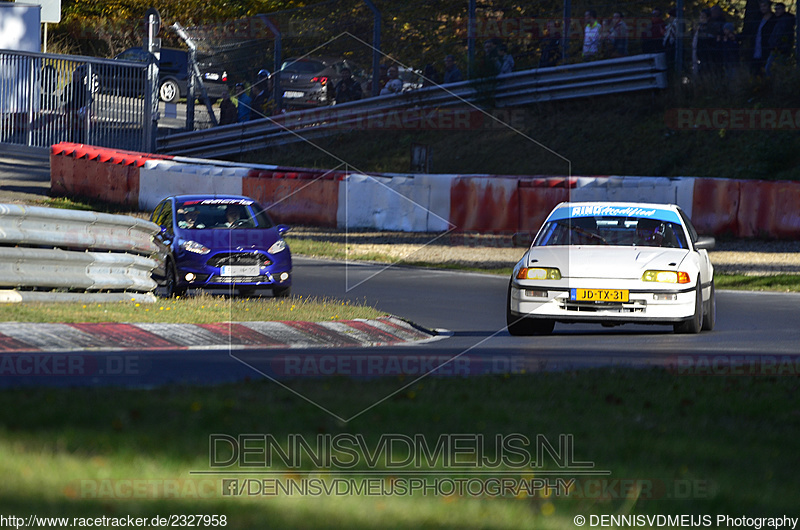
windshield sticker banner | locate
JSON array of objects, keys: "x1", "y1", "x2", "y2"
[{"x1": 549, "y1": 205, "x2": 681, "y2": 224}]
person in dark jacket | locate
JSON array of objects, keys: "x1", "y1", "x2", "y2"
[
  {"x1": 333, "y1": 67, "x2": 363, "y2": 104},
  {"x1": 766, "y1": 2, "x2": 796, "y2": 74},
  {"x1": 751, "y1": 0, "x2": 777, "y2": 75},
  {"x1": 218, "y1": 89, "x2": 237, "y2": 125},
  {"x1": 539, "y1": 20, "x2": 562, "y2": 67}
]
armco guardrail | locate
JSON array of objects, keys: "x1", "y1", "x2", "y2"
[
  {"x1": 158, "y1": 53, "x2": 667, "y2": 158},
  {"x1": 0, "y1": 204, "x2": 161, "y2": 294}
]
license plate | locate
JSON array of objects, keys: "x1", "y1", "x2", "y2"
[
  {"x1": 570, "y1": 289, "x2": 629, "y2": 302},
  {"x1": 220, "y1": 265, "x2": 260, "y2": 277},
  {"x1": 283, "y1": 91, "x2": 304, "y2": 98}
]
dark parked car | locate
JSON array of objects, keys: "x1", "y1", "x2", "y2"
[
  {"x1": 110, "y1": 47, "x2": 229, "y2": 104},
  {"x1": 150, "y1": 195, "x2": 292, "y2": 297},
  {"x1": 279, "y1": 56, "x2": 365, "y2": 108}
]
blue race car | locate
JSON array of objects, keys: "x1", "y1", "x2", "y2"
[{"x1": 150, "y1": 195, "x2": 292, "y2": 298}]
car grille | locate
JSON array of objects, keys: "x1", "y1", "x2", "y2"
[
  {"x1": 559, "y1": 300, "x2": 646, "y2": 313},
  {"x1": 208, "y1": 275, "x2": 270, "y2": 284},
  {"x1": 207, "y1": 252, "x2": 271, "y2": 267}
]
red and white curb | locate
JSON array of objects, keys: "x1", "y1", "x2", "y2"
[{"x1": 0, "y1": 317, "x2": 437, "y2": 352}]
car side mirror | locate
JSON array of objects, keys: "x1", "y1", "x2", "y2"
[
  {"x1": 694, "y1": 236, "x2": 715, "y2": 250},
  {"x1": 277, "y1": 224, "x2": 291, "y2": 236}
]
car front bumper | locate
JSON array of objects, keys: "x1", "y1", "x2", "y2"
[{"x1": 509, "y1": 280, "x2": 698, "y2": 324}]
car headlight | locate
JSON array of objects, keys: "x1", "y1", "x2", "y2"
[
  {"x1": 516, "y1": 267, "x2": 561, "y2": 280},
  {"x1": 268, "y1": 239, "x2": 287, "y2": 254},
  {"x1": 180, "y1": 240, "x2": 211, "y2": 255},
  {"x1": 642, "y1": 270, "x2": 691, "y2": 283}
]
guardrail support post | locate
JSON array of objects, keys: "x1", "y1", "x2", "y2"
[{"x1": 362, "y1": 0, "x2": 382, "y2": 97}]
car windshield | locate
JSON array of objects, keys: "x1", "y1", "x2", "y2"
[
  {"x1": 534, "y1": 216, "x2": 688, "y2": 249},
  {"x1": 281, "y1": 60, "x2": 326, "y2": 74},
  {"x1": 175, "y1": 199, "x2": 274, "y2": 230}
]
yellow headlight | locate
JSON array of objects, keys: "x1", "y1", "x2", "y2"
[
  {"x1": 642, "y1": 270, "x2": 691, "y2": 283},
  {"x1": 517, "y1": 267, "x2": 562, "y2": 280}
]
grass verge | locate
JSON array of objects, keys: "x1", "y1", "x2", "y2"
[
  {"x1": 0, "y1": 369, "x2": 797, "y2": 527},
  {"x1": 714, "y1": 274, "x2": 800, "y2": 292},
  {"x1": 0, "y1": 294, "x2": 383, "y2": 323}
]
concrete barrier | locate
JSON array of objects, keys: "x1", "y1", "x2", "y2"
[
  {"x1": 48, "y1": 143, "x2": 800, "y2": 239},
  {"x1": 245, "y1": 169, "x2": 340, "y2": 228},
  {"x1": 338, "y1": 173, "x2": 455, "y2": 232},
  {"x1": 450, "y1": 176, "x2": 520, "y2": 232},
  {"x1": 737, "y1": 179, "x2": 800, "y2": 238}
]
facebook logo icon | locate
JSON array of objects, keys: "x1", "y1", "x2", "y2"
[{"x1": 221, "y1": 479, "x2": 239, "y2": 496}]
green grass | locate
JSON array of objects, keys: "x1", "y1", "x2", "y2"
[
  {"x1": 0, "y1": 293, "x2": 382, "y2": 323},
  {"x1": 0, "y1": 370, "x2": 798, "y2": 526},
  {"x1": 715, "y1": 274, "x2": 800, "y2": 292}
]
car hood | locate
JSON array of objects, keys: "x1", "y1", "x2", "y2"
[
  {"x1": 179, "y1": 228, "x2": 281, "y2": 252},
  {"x1": 526, "y1": 246, "x2": 688, "y2": 279}
]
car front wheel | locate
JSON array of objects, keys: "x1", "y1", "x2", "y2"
[
  {"x1": 506, "y1": 283, "x2": 554, "y2": 336},
  {"x1": 674, "y1": 281, "x2": 703, "y2": 334},
  {"x1": 164, "y1": 262, "x2": 187, "y2": 298},
  {"x1": 159, "y1": 79, "x2": 180, "y2": 104},
  {"x1": 701, "y1": 281, "x2": 716, "y2": 331}
]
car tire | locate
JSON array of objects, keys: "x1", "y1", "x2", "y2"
[
  {"x1": 506, "y1": 283, "x2": 555, "y2": 336},
  {"x1": 701, "y1": 281, "x2": 716, "y2": 331},
  {"x1": 674, "y1": 281, "x2": 703, "y2": 334},
  {"x1": 165, "y1": 261, "x2": 187, "y2": 298},
  {"x1": 273, "y1": 285, "x2": 291, "y2": 298},
  {"x1": 159, "y1": 79, "x2": 180, "y2": 104}
]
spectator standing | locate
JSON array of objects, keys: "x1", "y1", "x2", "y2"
[
  {"x1": 692, "y1": 9, "x2": 715, "y2": 76},
  {"x1": 708, "y1": 5, "x2": 727, "y2": 69},
  {"x1": 539, "y1": 20, "x2": 562, "y2": 67},
  {"x1": 720, "y1": 22, "x2": 741, "y2": 74},
  {"x1": 380, "y1": 66, "x2": 403, "y2": 95},
  {"x1": 583, "y1": 10, "x2": 602, "y2": 58},
  {"x1": 663, "y1": 8, "x2": 679, "y2": 67},
  {"x1": 218, "y1": 89, "x2": 237, "y2": 125},
  {"x1": 422, "y1": 63, "x2": 440, "y2": 86},
  {"x1": 443, "y1": 55, "x2": 463, "y2": 83},
  {"x1": 366, "y1": 64, "x2": 389, "y2": 94},
  {"x1": 235, "y1": 82, "x2": 252, "y2": 122},
  {"x1": 644, "y1": 8, "x2": 667, "y2": 53},
  {"x1": 498, "y1": 43, "x2": 514, "y2": 73},
  {"x1": 480, "y1": 39, "x2": 501, "y2": 76},
  {"x1": 333, "y1": 67, "x2": 363, "y2": 103},
  {"x1": 751, "y1": 0, "x2": 776, "y2": 75},
  {"x1": 766, "y1": 2, "x2": 795, "y2": 74},
  {"x1": 607, "y1": 12, "x2": 629, "y2": 56},
  {"x1": 250, "y1": 69, "x2": 273, "y2": 118}
]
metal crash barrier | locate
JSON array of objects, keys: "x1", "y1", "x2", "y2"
[
  {"x1": 158, "y1": 53, "x2": 667, "y2": 158},
  {"x1": 0, "y1": 204, "x2": 161, "y2": 300},
  {"x1": 0, "y1": 49, "x2": 154, "y2": 152}
]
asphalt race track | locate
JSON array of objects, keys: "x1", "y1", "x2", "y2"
[{"x1": 1, "y1": 257, "x2": 799, "y2": 392}]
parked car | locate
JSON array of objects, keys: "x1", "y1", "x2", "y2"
[
  {"x1": 109, "y1": 47, "x2": 229, "y2": 104},
  {"x1": 507, "y1": 202, "x2": 715, "y2": 335},
  {"x1": 279, "y1": 56, "x2": 365, "y2": 108},
  {"x1": 150, "y1": 195, "x2": 292, "y2": 298}
]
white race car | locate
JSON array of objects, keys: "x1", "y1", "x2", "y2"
[{"x1": 507, "y1": 202, "x2": 716, "y2": 335}]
